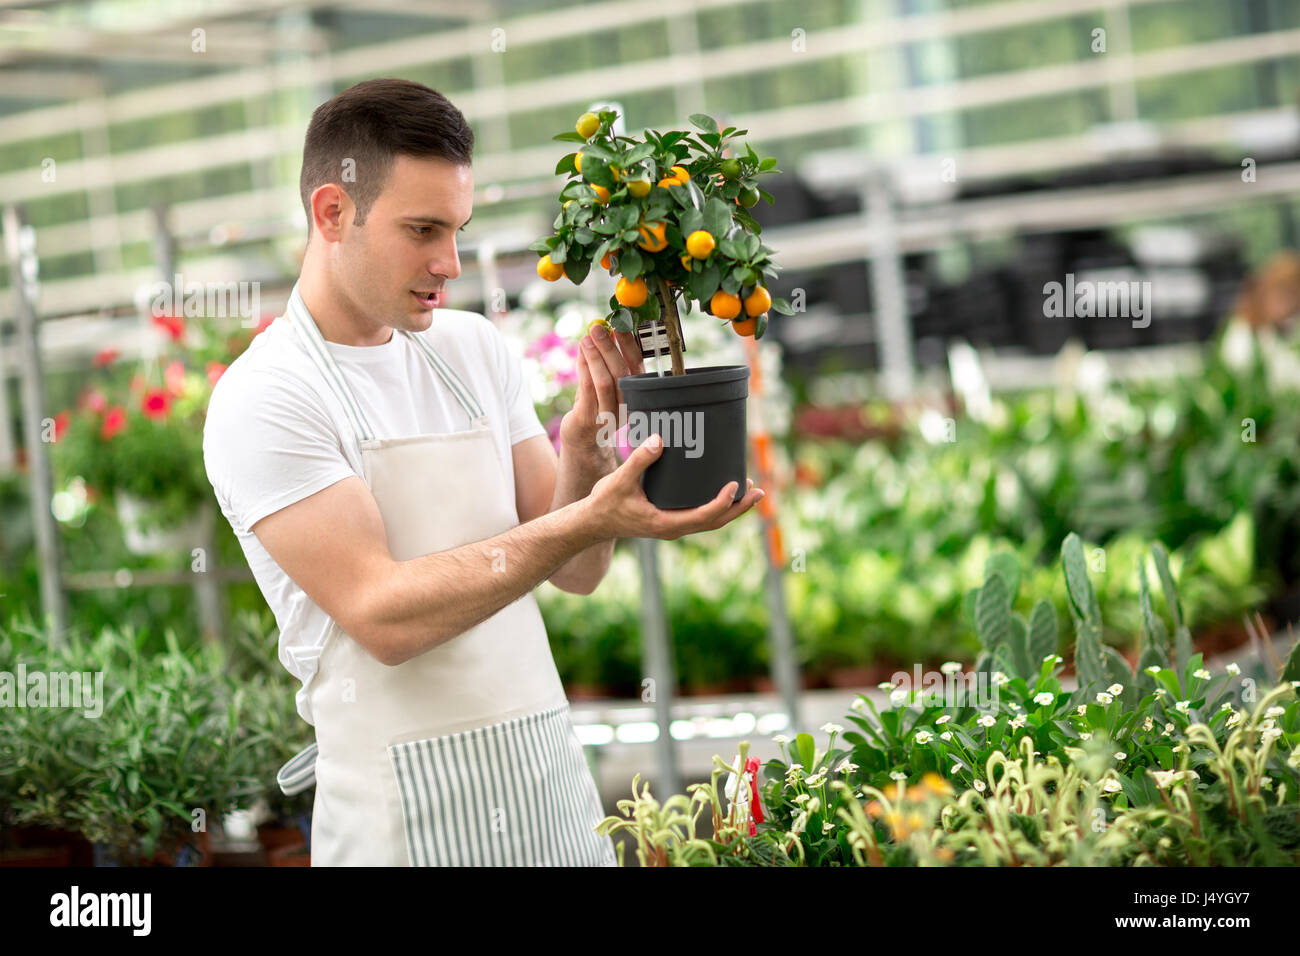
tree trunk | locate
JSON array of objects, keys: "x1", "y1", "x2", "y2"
[{"x1": 652, "y1": 276, "x2": 686, "y2": 376}]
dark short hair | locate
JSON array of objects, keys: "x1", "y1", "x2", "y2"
[{"x1": 299, "y1": 78, "x2": 474, "y2": 235}]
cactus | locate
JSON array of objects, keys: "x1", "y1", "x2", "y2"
[
  {"x1": 1151, "y1": 542, "x2": 1193, "y2": 676},
  {"x1": 1062, "y1": 534, "x2": 1104, "y2": 692},
  {"x1": 973, "y1": 553, "x2": 1036, "y2": 682}
]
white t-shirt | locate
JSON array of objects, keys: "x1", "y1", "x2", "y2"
[{"x1": 202, "y1": 306, "x2": 547, "y2": 726}]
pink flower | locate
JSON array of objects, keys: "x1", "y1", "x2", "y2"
[
  {"x1": 53, "y1": 411, "x2": 70, "y2": 442},
  {"x1": 165, "y1": 360, "x2": 186, "y2": 397},
  {"x1": 101, "y1": 406, "x2": 127, "y2": 440},
  {"x1": 151, "y1": 312, "x2": 185, "y2": 343},
  {"x1": 526, "y1": 331, "x2": 566, "y2": 358},
  {"x1": 93, "y1": 347, "x2": 119, "y2": 368},
  {"x1": 141, "y1": 388, "x2": 171, "y2": 420},
  {"x1": 80, "y1": 389, "x2": 107, "y2": 413}
]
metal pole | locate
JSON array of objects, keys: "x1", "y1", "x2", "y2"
[
  {"x1": 862, "y1": 170, "x2": 915, "y2": 399},
  {"x1": 4, "y1": 204, "x2": 68, "y2": 643},
  {"x1": 634, "y1": 536, "x2": 680, "y2": 797},
  {"x1": 151, "y1": 204, "x2": 224, "y2": 646}
]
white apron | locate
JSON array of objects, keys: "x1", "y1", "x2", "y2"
[{"x1": 274, "y1": 284, "x2": 616, "y2": 867}]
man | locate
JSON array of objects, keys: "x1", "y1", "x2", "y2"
[{"x1": 203, "y1": 78, "x2": 763, "y2": 867}]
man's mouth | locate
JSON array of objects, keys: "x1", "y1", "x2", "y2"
[{"x1": 412, "y1": 290, "x2": 442, "y2": 309}]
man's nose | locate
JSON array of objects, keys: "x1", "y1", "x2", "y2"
[{"x1": 431, "y1": 237, "x2": 461, "y2": 282}]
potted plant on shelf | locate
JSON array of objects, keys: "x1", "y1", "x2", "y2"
[{"x1": 530, "y1": 109, "x2": 794, "y2": 508}]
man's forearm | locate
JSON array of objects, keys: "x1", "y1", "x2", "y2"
[
  {"x1": 366, "y1": 499, "x2": 605, "y2": 665},
  {"x1": 546, "y1": 445, "x2": 618, "y2": 593}
]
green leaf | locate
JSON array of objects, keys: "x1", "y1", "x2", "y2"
[
  {"x1": 975, "y1": 572, "x2": 1011, "y2": 653},
  {"x1": 678, "y1": 208, "x2": 705, "y2": 237},
  {"x1": 1005, "y1": 616, "x2": 1032, "y2": 682},
  {"x1": 1027, "y1": 600, "x2": 1058, "y2": 666},
  {"x1": 984, "y1": 552, "x2": 1020, "y2": 604},
  {"x1": 1062, "y1": 534, "x2": 1104, "y2": 692},
  {"x1": 759, "y1": 156, "x2": 778, "y2": 171},
  {"x1": 754, "y1": 311, "x2": 768, "y2": 340},
  {"x1": 552, "y1": 131, "x2": 588, "y2": 143},
  {"x1": 689, "y1": 113, "x2": 720, "y2": 134},
  {"x1": 563, "y1": 256, "x2": 591, "y2": 285},
  {"x1": 1151, "y1": 543, "x2": 1184, "y2": 632},
  {"x1": 689, "y1": 261, "x2": 721, "y2": 303},
  {"x1": 771, "y1": 297, "x2": 795, "y2": 315},
  {"x1": 621, "y1": 248, "x2": 644, "y2": 279},
  {"x1": 1137, "y1": 557, "x2": 1170, "y2": 664},
  {"x1": 703, "y1": 198, "x2": 732, "y2": 240},
  {"x1": 609, "y1": 309, "x2": 634, "y2": 333},
  {"x1": 1283, "y1": 635, "x2": 1300, "y2": 685},
  {"x1": 795, "y1": 732, "x2": 816, "y2": 771}
]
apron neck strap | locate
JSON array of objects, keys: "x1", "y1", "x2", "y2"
[{"x1": 285, "y1": 282, "x2": 486, "y2": 437}]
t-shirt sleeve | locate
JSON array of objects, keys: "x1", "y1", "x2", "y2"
[
  {"x1": 486, "y1": 318, "x2": 547, "y2": 445},
  {"x1": 203, "y1": 369, "x2": 358, "y2": 534}
]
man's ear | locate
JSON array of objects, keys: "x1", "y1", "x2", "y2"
[{"x1": 310, "y1": 183, "x2": 352, "y2": 242}]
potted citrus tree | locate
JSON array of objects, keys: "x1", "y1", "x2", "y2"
[{"x1": 530, "y1": 109, "x2": 793, "y2": 508}]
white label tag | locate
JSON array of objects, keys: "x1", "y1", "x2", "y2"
[{"x1": 637, "y1": 321, "x2": 684, "y2": 360}]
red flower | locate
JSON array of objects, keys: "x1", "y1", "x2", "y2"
[
  {"x1": 151, "y1": 312, "x2": 185, "y2": 343},
  {"x1": 206, "y1": 361, "x2": 228, "y2": 385},
  {"x1": 745, "y1": 756, "x2": 764, "y2": 835},
  {"x1": 53, "y1": 411, "x2": 70, "y2": 442},
  {"x1": 93, "y1": 347, "x2": 119, "y2": 368},
  {"x1": 165, "y1": 360, "x2": 186, "y2": 397},
  {"x1": 101, "y1": 406, "x2": 127, "y2": 440},
  {"x1": 142, "y1": 388, "x2": 171, "y2": 420},
  {"x1": 80, "y1": 388, "x2": 107, "y2": 413}
]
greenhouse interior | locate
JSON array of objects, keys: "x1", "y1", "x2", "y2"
[{"x1": 1, "y1": 0, "x2": 1299, "y2": 893}]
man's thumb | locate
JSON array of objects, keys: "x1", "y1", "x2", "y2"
[{"x1": 623, "y1": 433, "x2": 663, "y2": 477}]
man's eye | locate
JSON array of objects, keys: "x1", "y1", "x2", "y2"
[{"x1": 411, "y1": 226, "x2": 432, "y2": 237}]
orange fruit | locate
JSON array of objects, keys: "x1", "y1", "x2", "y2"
[
  {"x1": 627, "y1": 179, "x2": 651, "y2": 198},
  {"x1": 600, "y1": 252, "x2": 614, "y2": 270},
  {"x1": 710, "y1": 290, "x2": 741, "y2": 320},
  {"x1": 586, "y1": 317, "x2": 612, "y2": 337},
  {"x1": 536, "y1": 255, "x2": 564, "y2": 282},
  {"x1": 670, "y1": 165, "x2": 690, "y2": 182},
  {"x1": 657, "y1": 176, "x2": 681, "y2": 189},
  {"x1": 576, "y1": 112, "x2": 600, "y2": 139},
  {"x1": 615, "y1": 276, "x2": 648, "y2": 308},
  {"x1": 743, "y1": 286, "x2": 771, "y2": 317},
  {"x1": 685, "y1": 230, "x2": 715, "y2": 259},
  {"x1": 573, "y1": 152, "x2": 583, "y2": 174},
  {"x1": 636, "y1": 220, "x2": 668, "y2": 252},
  {"x1": 590, "y1": 184, "x2": 610, "y2": 204},
  {"x1": 731, "y1": 317, "x2": 757, "y2": 337},
  {"x1": 680, "y1": 253, "x2": 692, "y2": 271}
]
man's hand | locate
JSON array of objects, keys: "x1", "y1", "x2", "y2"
[{"x1": 558, "y1": 322, "x2": 645, "y2": 465}]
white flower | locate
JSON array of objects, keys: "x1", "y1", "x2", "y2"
[
  {"x1": 1164, "y1": 723, "x2": 1175, "y2": 734},
  {"x1": 792, "y1": 793, "x2": 809, "y2": 805},
  {"x1": 1291, "y1": 681, "x2": 1300, "y2": 689},
  {"x1": 1155, "y1": 687, "x2": 1168, "y2": 696},
  {"x1": 850, "y1": 698, "x2": 866, "y2": 714},
  {"x1": 805, "y1": 771, "x2": 827, "y2": 789},
  {"x1": 806, "y1": 796, "x2": 821, "y2": 814},
  {"x1": 935, "y1": 714, "x2": 951, "y2": 725},
  {"x1": 977, "y1": 714, "x2": 997, "y2": 727},
  {"x1": 1175, "y1": 700, "x2": 1190, "y2": 713},
  {"x1": 951, "y1": 760, "x2": 966, "y2": 774},
  {"x1": 822, "y1": 820, "x2": 836, "y2": 834},
  {"x1": 973, "y1": 779, "x2": 986, "y2": 792},
  {"x1": 992, "y1": 672, "x2": 1009, "y2": 687},
  {"x1": 1266, "y1": 706, "x2": 1285, "y2": 718},
  {"x1": 1114, "y1": 752, "x2": 1127, "y2": 760},
  {"x1": 1143, "y1": 716, "x2": 1154, "y2": 731},
  {"x1": 773, "y1": 734, "x2": 788, "y2": 745},
  {"x1": 890, "y1": 689, "x2": 908, "y2": 706},
  {"x1": 1226, "y1": 711, "x2": 1243, "y2": 728},
  {"x1": 889, "y1": 770, "x2": 906, "y2": 781},
  {"x1": 940, "y1": 731, "x2": 953, "y2": 741},
  {"x1": 820, "y1": 722, "x2": 843, "y2": 736},
  {"x1": 1193, "y1": 669, "x2": 1211, "y2": 680},
  {"x1": 1151, "y1": 770, "x2": 1176, "y2": 789},
  {"x1": 1010, "y1": 703, "x2": 1023, "y2": 711},
  {"x1": 1226, "y1": 662, "x2": 1240, "y2": 675},
  {"x1": 1173, "y1": 743, "x2": 1188, "y2": 756},
  {"x1": 1076, "y1": 705, "x2": 1088, "y2": 717},
  {"x1": 1145, "y1": 665, "x2": 1162, "y2": 675},
  {"x1": 1080, "y1": 732, "x2": 1092, "y2": 740},
  {"x1": 1107, "y1": 683, "x2": 1124, "y2": 696},
  {"x1": 1034, "y1": 692, "x2": 1055, "y2": 706},
  {"x1": 1219, "y1": 702, "x2": 1234, "y2": 711},
  {"x1": 784, "y1": 763, "x2": 804, "y2": 785},
  {"x1": 1260, "y1": 775, "x2": 1275, "y2": 789},
  {"x1": 1096, "y1": 692, "x2": 1113, "y2": 705},
  {"x1": 914, "y1": 731, "x2": 933, "y2": 745},
  {"x1": 835, "y1": 758, "x2": 858, "y2": 774},
  {"x1": 1043, "y1": 654, "x2": 1061, "y2": 664},
  {"x1": 877, "y1": 681, "x2": 895, "y2": 691},
  {"x1": 1101, "y1": 779, "x2": 1122, "y2": 794},
  {"x1": 1010, "y1": 715, "x2": 1027, "y2": 729},
  {"x1": 791, "y1": 810, "x2": 808, "y2": 835},
  {"x1": 1262, "y1": 727, "x2": 1283, "y2": 742},
  {"x1": 940, "y1": 661, "x2": 962, "y2": 676}
]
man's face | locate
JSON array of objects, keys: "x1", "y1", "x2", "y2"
[{"x1": 333, "y1": 154, "x2": 474, "y2": 334}]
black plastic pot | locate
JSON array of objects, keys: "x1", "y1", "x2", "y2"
[{"x1": 618, "y1": 365, "x2": 749, "y2": 509}]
